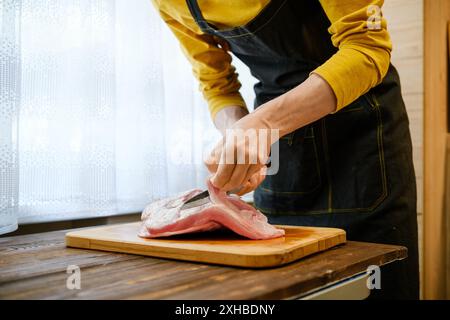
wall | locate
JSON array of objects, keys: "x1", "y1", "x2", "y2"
[
  {"x1": 383, "y1": 0, "x2": 424, "y2": 213},
  {"x1": 383, "y1": 0, "x2": 424, "y2": 296},
  {"x1": 423, "y1": 0, "x2": 450, "y2": 300}
]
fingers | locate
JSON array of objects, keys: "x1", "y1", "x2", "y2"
[
  {"x1": 205, "y1": 155, "x2": 219, "y2": 174},
  {"x1": 249, "y1": 166, "x2": 267, "y2": 190},
  {"x1": 210, "y1": 142, "x2": 236, "y2": 189},
  {"x1": 236, "y1": 181, "x2": 253, "y2": 196},
  {"x1": 236, "y1": 167, "x2": 267, "y2": 196},
  {"x1": 212, "y1": 143, "x2": 261, "y2": 192},
  {"x1": 209, "y1": 130, "x2": 270, "y2": 192},
  {"x1": 243, "y1": 164, "x2": 263, "y2": 185},
  {"x1": 204, "y1": 140, "x2": 223, "y2": 174},
  {"x1": 222, "y1": 164, "x2": 250, "y2": 192},
  {"x1": 222, "y1": 142, "x2": 263, "y2": 192}
]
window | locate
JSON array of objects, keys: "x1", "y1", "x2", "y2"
[{"x1": 0, "y1": 0, "x2": 256, "y2": 232}]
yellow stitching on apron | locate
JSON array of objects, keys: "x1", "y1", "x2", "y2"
[
  {"x1": 304, "y1": 126, "x2": 315, "y2": 139},
  {"x1": 334, "y1": 106, "x2": 364, "y2": 114},
  {"x1": 213, "y1": 0, "x2": 289, "y2": 39},
  {"x1": 321, "y1": 119, "x2": 333, "y2": 213},
  {"x1": 280, "y1": 131, "x2": 295, "y2": 146},
  {"x1": 312, "y1": 128, "x2": 321, "y2": 184},
  {"x1": 371, "y1": 93, "x2": 388, "y2": 206}
]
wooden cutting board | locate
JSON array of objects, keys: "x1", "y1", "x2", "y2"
[{"x1": 65, "y1": 222, "x2": 346, "y2": 268}]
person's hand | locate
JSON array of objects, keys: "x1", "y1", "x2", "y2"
[
  {"x1": 205, "y1": 112, "x2": 277, "y2": 193},
  {"x1": 205, "y1": 73, "x2": 337, "y2": 194},
  {"x1": 205, "y1": 139, "x2": 267, "y2": 195},
  {"x1": 235, "y1": 166, "x2": 267, "y2": 195}
]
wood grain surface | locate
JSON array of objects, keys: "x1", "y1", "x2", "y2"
[
  {"x1": 424, "y1": 0, "x2": 450, "y2": 299},
  {"x1": 65, "y1": 222, "x2": 346, "y2": 268},
  {"x1": 0, "y1": 227, "x2": 407, "y2": 300}
]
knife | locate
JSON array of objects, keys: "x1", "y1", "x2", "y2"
[
  {"x1": 181, "y1": 187, "x2": 242, "y2": 210},
  {"x1": 180, "y1": 190, "x2": 211, "y2": 210}
]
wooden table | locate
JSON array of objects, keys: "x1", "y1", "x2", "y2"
[{"x1": 0, "y1": 228, "x2": 407, "y2": 300}]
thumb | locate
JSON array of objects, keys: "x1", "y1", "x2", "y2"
[{"x1": 204, "y1": 141, "x2": 223, "y2": 174}]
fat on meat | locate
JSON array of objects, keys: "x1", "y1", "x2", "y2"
[{"x1": 139, "y1": 180, "x2": 285, "y2": 240}]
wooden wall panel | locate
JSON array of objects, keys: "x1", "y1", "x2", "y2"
[
  {"x1": 383, "y1": 0, "x2": 425, "y2": 298},
  {"x1": 383, "y1": 0, "x2": 424, "y2": 214},
  {"x1": 447, "y1": 21, "x2": 450, "y2": 301},
  {"x1": 423, "y1": 0, "x2": 450, "y2": 300}
]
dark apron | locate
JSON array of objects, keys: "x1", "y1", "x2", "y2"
[{"x1": 185, "y1": 0, "x2": 419, "y2": 299}]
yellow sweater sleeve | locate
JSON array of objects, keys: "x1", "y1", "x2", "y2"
[
  {"x1": 153, "y1": 0, "x2": 392, "y2": 116},
  {"x1": 314, "y1": 0, "x2": 392, "y2": 110},
  {"x1": 152, "y1": 4, "x2": 247, "y2": 120}
]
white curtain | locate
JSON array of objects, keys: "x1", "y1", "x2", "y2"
[
  {"x1": 0, "y1": 0, "x2": 257, "y2": 232},
  {"x1": 0, "y1": 0, "x2": 21, "y2": 234}
]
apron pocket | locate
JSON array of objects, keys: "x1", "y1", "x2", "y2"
[
  {"x1": 254, "y1": 94, "x2": 387, "y2": 215},
  {"x1": 323, "y1": 94, "x2": 388, "y2": 212},
  {"x1": 259, "y1": 125, "x2": 322, "y2": 194}
]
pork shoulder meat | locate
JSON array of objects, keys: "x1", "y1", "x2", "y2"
[{"x1": 139, "y1": 180, "x2": 285, "y2": 240}]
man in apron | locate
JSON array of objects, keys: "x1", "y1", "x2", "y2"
[{"x1": 152, "y1": 0, "x2": 419, "y2": 299}]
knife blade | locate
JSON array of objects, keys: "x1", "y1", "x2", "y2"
[
  {"x1": 180, "y1": 187, "x2": 243, "y2": 210},
  {"x1": 180, "y1": 190, "x2": 211, "y2": 210}
]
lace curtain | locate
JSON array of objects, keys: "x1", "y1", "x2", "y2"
[
  {"x1": 0, "y1": 0, "x2": 21, "y2": 234},
  {"x1": 0, "y1": 0, "x2": 257, "y2": 233}
]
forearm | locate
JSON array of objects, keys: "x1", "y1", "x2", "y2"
[{"x1": 253, "y1": 73, "x2": 337, "y2": 137}]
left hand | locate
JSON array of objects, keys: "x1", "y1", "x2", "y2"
[
  {"x1": 205, "y1": 141, "x2": 267, "y2": 195},
  {"x1": 205, "y1": 74, "x2": 337, "y2": 194},
  {"x1": 205, "y1": 113, "x2": 277, "y2": 193}
]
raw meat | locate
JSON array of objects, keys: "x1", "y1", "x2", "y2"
[{"x1": 139, "y1": 180, "x2": 285, "y2": 240}]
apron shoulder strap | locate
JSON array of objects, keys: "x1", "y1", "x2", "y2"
[{"x1": 185, "y1": 0, "x2": 216, "y2": 34}]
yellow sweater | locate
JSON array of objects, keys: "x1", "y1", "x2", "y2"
[{"x1": 152, "y1": 0, "x2": 392, "y2": 119}]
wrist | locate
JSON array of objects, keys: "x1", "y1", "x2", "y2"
[
  {"x1": 251, "y1": 96, "x2": 288, "y2": 136},
  {"x1": 214, "y1": 106, "x2": 249, "y2": 135},
  {"x1": 252, "y1": 74, "x2": 337, "y2": 137}
]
